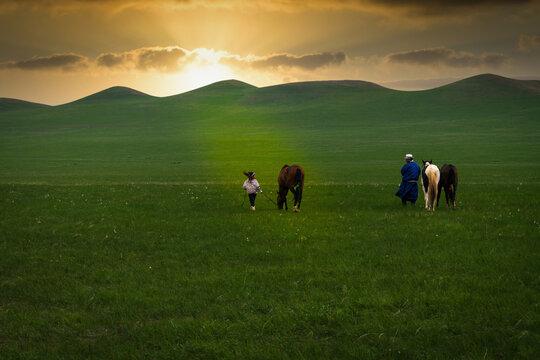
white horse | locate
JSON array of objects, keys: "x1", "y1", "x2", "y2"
[{"x1": 421, "y1": 160, "x2": 440, "y2": 211}]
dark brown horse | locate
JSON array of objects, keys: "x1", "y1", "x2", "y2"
[
  {"x1": 277, "y1": 164, "x2": 305, "y2": 212},
  {"x1": 437, "y1": 164, "x2": 458, "y2": 209}
]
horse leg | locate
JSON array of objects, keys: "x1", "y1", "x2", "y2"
[
  {"x1": 278, "y1": 186, "x2": 289, "y2": 210},
  {"x1": 422, "y1": 182, "x2": 429, "y2": 210},
  {"x1": 439, "y1": 186, "x2": 450, "y2": 208},
  {"x1": 291, "y1": 187, "x2": 300, "y2": 212},
  {"x1": 437, "y1": 182, "x2": 442, "y2": 207},
  {"x1": 294, "y1": 188, "x2": 302, "y2": 212},
  {"x1": 450, "y1": 184, "x2": 456, "y2": 209}
]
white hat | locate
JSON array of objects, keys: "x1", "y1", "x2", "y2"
[{"x1": 405, "y1": 154, "x2": 413, "y2": 159}]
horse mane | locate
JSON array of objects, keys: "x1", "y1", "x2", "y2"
[{"x1": 281, "y1": 164, "x2": 289, "y2": 170}]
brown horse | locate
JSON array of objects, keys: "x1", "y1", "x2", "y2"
[
  {"x1": 437, "y1": 164, "x2": 458, "y2": 209},
  {"x1": 277, "y1": 164, "x2": 305, "y2": 212}
]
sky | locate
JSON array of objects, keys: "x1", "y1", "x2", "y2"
[{"x1": 0, "y1": 0, "x2": 539, "y2": 105}]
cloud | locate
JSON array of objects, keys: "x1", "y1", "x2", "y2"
[
  {"x1": 0, "y1": 53, "x2": 88, "y2": 71},
  {"x1": 1, "y1": 0, "x2": 536, "y2": 16},
  {"x1": 0, "y1": 47, "x2": 508, "y2": 79},
  {"x1": 96, "y1": 47, "x2": 188, "y2": 72},
  {"x1": 0, "y1": 47, "x2": 190, "y2": 74},
  {"x1": 96, "y1": 53, "x2": 133, "y2": 68},
  {"x1": 519, "y1": 34, "x2": 540, "y2": 52},
  {"x1": 136, "y1": 47, "x2": 187, "y2": 71},
  {"x1": 386, "y1": 48, "x2": 508, "y2": 68},
  {"x1": 368, "y1": 0, "x2": 534, "y2": 15},
  {"x1": 222, "y1": 52, "x2": 346, "y2": 71},
  {"x1": 0, "y1": 47, "x2": 347, "y2": 75}
]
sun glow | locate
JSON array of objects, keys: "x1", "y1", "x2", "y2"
[
  {"x1": 180, "y1": 48, "x2": 237, "y2": 89},
  {"x1": 146, "y1": 49, "x2": 238, "y2": 96},
  {"x1": 182, "y1": 63, "x2": 236, "y2": 89}
]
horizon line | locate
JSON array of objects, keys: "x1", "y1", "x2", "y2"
[{"x1": 2, "y1": 73, "x2": 539, "y2": 107}]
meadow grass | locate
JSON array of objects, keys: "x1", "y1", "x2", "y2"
[
  {"x1": 1, "y1": 76, "x2": 539, "y2": 358},
  {"x1": 1, "y1": 184, "x2": 538, "y2": 359}
]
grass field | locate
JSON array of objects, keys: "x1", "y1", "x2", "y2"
[{"x1": 1, "y1": 74, "x2": 539, "y2": 358}]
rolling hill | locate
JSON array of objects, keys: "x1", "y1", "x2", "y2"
[
  {"x1": 0, "y1": 97, "x2": 50, "y2": 111},
  {"x1": 0, "y1": 73, "x2": 538, "y2": 185},
  {"x1": 1, "y1": 73, "x2": 538, "y2": 108},
  {"x1": 427, "y1": 73, "x2": 540, "y2": 100},
  {"x1": 72, "y1": 86, "x2": 153, "y2": 104},
  {"x1": 459, "y1": 73, "x2": 540, "y2": 94},
  {"x1": 1, "y1": 73, "x2": 539, "y2": 359}
]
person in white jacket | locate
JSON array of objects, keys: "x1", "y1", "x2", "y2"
[{"x1": 243, "y1": 171, "x2": 262, "y2": 211}]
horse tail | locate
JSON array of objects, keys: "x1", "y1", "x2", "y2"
[
  {"x1": 450, "y1": 166, "x2": 458, "y2": 192},
  {"x1": 292, "y1": 166, "x2": 304, "y2": 210},
  {"x1": 428, "y1": 173, "x2": 437, "y2": 197},
  {"x1": 448, "y1": 166, "x2": 457, "y2": 207},
  {"x1": 427, "y1": 167, "x2": 439, "y2": 209},
  {"x1": 295, "y1": 167, "x2": 304, "y2": 189}
]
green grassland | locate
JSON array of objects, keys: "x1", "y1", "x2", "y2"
[{"x1": 1, "y1": 74, "x2": 539, "y2": 358}]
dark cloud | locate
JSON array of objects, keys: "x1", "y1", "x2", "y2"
[
  {"x1": 222, "y1": 52, "x2": 346, "y2": 71},
  {"x1": 0, "y1": 47, "x2": 188, "y2": 73},
  {"x1": 1, "y1": 0, "x2": 535, "y2": 14},
  {"x1": 136, "y1": 47, "x2": 187, "y2": 72},
  {"x1": 96, "y1": 47, "x2": 188, "y2": 72},
  {"x1": 0, "y1": 53, "x2": 88, "y2": 71},
  {"x1": 386, "y1": 48, "x2": 508, "y2": 68},
  {"x1": 482, "y1": 53, "x2": 508, "y2": 67},
  {"x1": 373, "y1": 0, "x2": 533, "y2": 14},
  {"x1": 96, "y1": 53, "x2": 133, "y2": 68},
  {"x1": 519, "y1": 34, "x2": 540, "y2": 51},
  {"x1": 375, "y1": 0, "x2": 531, "y2": 3}
]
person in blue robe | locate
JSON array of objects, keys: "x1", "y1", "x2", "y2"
[{"x1": 395, "y1": 154, "x2": 421, "y2": 206}]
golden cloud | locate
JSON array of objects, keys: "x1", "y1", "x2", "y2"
[
  {"x1": 96, "y1": 47, "x2": 195, "y2": 72},
  {"x1": 1, "y1": 47, "x2": 347, "y2": 74},
  {"x1": 386, "y1": 48, "x2": 509, "y2": 68},
  {"x1": 221, "y1": 52, "x2": 347, "y2": 71},
  {"x1": 0, "y1": 53, "x2": 88, "y2": 71},
  {"x1": 2, "y1": 0, "x2": 537, "y2": 16}
]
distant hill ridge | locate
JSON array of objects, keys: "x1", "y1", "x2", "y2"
[
  {"x1": 74, "y1": 86, "x2": 152, "y2": 103},
  {"x1": 263, "y1": 80, "x2": 383, "y2": 90},
  {"x1": 1, "y1": 74, "x2": 538, "y2": 108},
  {"x1": 467, "y1": 73, "x2": 540, "y2": 94},
  {"x1": 0, "y1": 97, "x2": 50, "y2": 111},
  {"x1": 204, "y1": 79, "x2": 256, "y2": 89}
]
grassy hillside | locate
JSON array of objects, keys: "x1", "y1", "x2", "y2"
[
  {"x1": 73, "y1": 86, "x2": 153, "y2": 103},
  {"x1": 0, "y1": 97, "x2": 50, "y2": 112},
  {"x1": 1, "y1": 74, "x2": 538, "y2": 185},
  {"x1": 0, "y1": 74, "x2": 539, "y2": 359}
]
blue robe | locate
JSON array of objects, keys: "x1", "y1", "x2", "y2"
[{"x1": 395, "y1": 161, "x2": 421, "y2": 201}]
